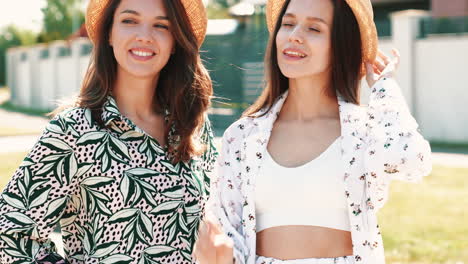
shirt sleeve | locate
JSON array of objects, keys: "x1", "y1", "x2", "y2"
[
  {"x1": 198, "y1": 117, "x2": 219, "y2": 199},
  {"x1": 0, "y1": 112, "x2": 81, "y2": 263},
  {"x1": 364, "y1": 77, "x2": 432, "y2": 209},
  {"x1": 206, "y1": 127, "x2": 249, "y2": 264}
]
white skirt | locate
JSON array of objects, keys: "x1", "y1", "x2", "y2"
[{"x1": 256, "y1": 255, "x2": 355, "y2": 264}]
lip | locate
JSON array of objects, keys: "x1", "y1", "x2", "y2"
[
  {"x1": 282, "y1": 48, "x2": 308, "y2": 61},
  {"x1": 128, "y1": 47, "x2": 156, "y2": 62}
]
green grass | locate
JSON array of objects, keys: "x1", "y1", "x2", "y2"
[
  {"x1": 0, "y1": 152, "x2": 467, "y2": 263},
  {"x1": 0, "y1": 152, "x2": 27, "y2": 191},
  {"x1": 0, "y1": 100, "x2": 50, "y2": 117},
  {"x1": 379, "y1": 165, "x2": 468, "y2": 263}
]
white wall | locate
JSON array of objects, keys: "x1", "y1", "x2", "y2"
[{"x1": 415, "y1": 35, "x2": 468, "y2": 143}]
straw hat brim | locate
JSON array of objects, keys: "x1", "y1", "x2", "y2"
[
  {"x1": 86, "y1": 0, "x2": 207, "y2": 47},
  {"x1": 266, "y1": 0, "x2": 378, "y2": 64}
]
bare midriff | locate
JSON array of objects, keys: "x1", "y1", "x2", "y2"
[{"x1": 256, "y1": 226, "x2": 353, "y2": 259}]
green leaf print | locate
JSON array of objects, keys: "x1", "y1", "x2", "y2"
[
  {"x1": 46, "y1": 111, "x2": 80, "y2": 136},
  {"x1": 77, "y1": 132, "x2": 131, "y2": 173},
  {"x1": 80, "y1": 177, "x2": 114, "y2": 216},
  {"x1": 120, "y1": 168, "x2": 160, "y2": 206},
  {"x1": 37, "y1": 151, "x2": 79, "y2": 186},
  {"x1": 108, "y1": 209, "x2": 154, "y2": 251},
  {"x1": 144, "y1": 245, "x2": 176, "y2": 258},
  {"x1": 127, "y1": 136, "x2": 165, "y2": 166},
  {"x1": 44, "y1": 196, "x2": 69, "y2": 223},
  {"x1": 28, "y1": 187, "x2": 51, "y2": 209},
  {"x1": 100, "y1": 254, "x2": 134, "y2": 264},
  {"x1": 4, "y1": 212, "x2": 36, "y2": 226},
  {"x1": 81, "y1": 176, "x2": 115, "y2": 188},
  {"x1": 0, "y1": 234, "x2": 36, "y2": 261},
  {"x1": 19, "y1": 157, "x2": 34, "y2": 167},
  {"x1": 40, "y1": 138, "x2": 73, "y2": 151},
  {"x1": 150, "y1": 201, "x2": 182, "y2": 215},
  {"x1": 2, "y1": 193, "x2": 27, "y2": 210},
  {"x1": 91, "y1": 242, "x2": 120, "y2": 258},
  {"x1": 76, "y1": 131, "x2": 107, "y2": 145},
  {"x1": 120, "y1": 130, "x2": 144, "y2": 140},
  {"x1": 107, "y1": 209, "x2": 138, "y2": 223},
  {"x1": 160, "y1": 186, "x2": 184, "y2": 199}
]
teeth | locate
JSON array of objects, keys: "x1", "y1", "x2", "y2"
[
  {"x1": 285, "y1": 51, "x2": 306, "y2": 58},
  {"x1": 131, "y1": 50, "x2": 154, "y2": 57}
]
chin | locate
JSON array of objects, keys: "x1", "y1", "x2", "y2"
[
  {"x1": 279, "y1": 65, "x2": 329, "y2": 80},
  {"x1": 123, "y1": 66, "x2": 162, "y2": 79},
  {"x1": 279, "y1": 68, "x2": 312, "y2": 79}
]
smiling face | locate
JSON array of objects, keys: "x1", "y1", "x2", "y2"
[
  {"x1": 276, "y1": 0, "x2": 334, "y2": 80},
  {"x1": 109, "y1": 0, "x2": 175, "y2": 80}
]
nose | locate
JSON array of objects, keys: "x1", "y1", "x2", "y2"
[
  {"x1": 135, "y1": 25, "x2": 154, "y2": 43},
  {"x1": 288, "y1": 26, "x2": 304, "y2": 44}
]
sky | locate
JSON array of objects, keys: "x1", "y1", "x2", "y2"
[
  {"x1": 0, "y1": 0, "x2": 47, "y2": 32},
  {"x1": 0, "y1": 0, "x2": 90, "y2": 32}
]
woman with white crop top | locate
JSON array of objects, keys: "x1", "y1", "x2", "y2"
[{"x1": 193, "y1": 0, "x2": 432, "y2": 263}]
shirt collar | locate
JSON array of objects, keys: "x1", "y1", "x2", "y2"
[{"x1": 100, "y1": 96, "x2": 178, "y2": 151}]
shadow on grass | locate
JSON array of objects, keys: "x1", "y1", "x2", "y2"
[
  {"x1": 430, "y1": 141, "x2": 468, "y2": 154},
  {"x1": 0, "y1": 100, "x2": 50, "y2": 118}
]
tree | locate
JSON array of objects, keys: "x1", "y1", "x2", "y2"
[
  {"x1": 0, "y1": 25, "x2": 38, "y2": 86},
  {"x1": 207, "y1": 0, "x2": 242, "y2": 19},
  {"x1": 38, "y1": 0, "x2": 84, "y2": 43}
]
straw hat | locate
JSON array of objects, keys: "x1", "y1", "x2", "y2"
[
  {"x1": 86, "y1": 0, "x2": 208, "y2": 47},
  {"x1": 266, "y1": 0, "x2": 378, "y2": 63}
]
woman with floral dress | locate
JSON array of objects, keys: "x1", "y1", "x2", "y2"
[
  {"x1": 195, "y1": 0, "x2": 432, "y2": 263},
  {"x1": 0, "y1": 0, "x2": 217, "y2": 263}
]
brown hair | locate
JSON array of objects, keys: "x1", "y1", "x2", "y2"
[
  {"x1": 244, "y1": 0, "x2": 363, "y2": 117},
  {"x1": 71, "y1": 0, "x2": 212, "y2": 163}
]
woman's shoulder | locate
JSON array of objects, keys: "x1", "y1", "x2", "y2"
[
  {"x1": 223, "y1": 115, "x2": 258, "y2": 139},
  {"x1": 46, "y1": 106, "x2": 98, "y2": 136}
]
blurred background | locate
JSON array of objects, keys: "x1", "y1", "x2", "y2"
[{"x1": 0, "y1": 0, "x2": 467, "y2": 263}]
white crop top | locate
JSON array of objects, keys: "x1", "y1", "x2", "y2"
[{"x1": 255, "y1": 138, "x2": 351, "y2": 232}]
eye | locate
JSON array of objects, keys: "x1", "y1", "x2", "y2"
[
  {"x1": 122, "y1": 19, "x2": 136, "y2": 24},
  {"x1": 281, "y1": 23, "x2": 294, "y2": 27},
  {"x1": 309, "y1": 27, "x2": 320, "y2": 32},
  {"x1": 154, "y1": 24, "x2": 169, "y2": 30}
]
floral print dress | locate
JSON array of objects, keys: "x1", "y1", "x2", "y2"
[
  {"x1": 208, "y1": 77, "x2": 432, "y2": 264},
  {"x1": 0, "y1": 97, "x2": 218, "y2": 264}
]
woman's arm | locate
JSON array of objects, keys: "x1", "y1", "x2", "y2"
[
  {"x1": 0, "y1": 112, "x2": 80, "y2": 263},
  {"x1": 364, "y1": 51, "x2": 432, "y2": 209},
  {"x1": 196, "y1": 124, "x2": 250, "y2": 264}
]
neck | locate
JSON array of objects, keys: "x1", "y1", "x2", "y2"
[
  {"x1": 280, "y1": 73, "x2": 339, "y2": 122},
  {"x1": 113, "y1": 69, "x2": 160, "y2": 120}
]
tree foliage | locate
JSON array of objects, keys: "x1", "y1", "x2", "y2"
[
  {"x1": 0, "y1": 25, "x2": 38, "y2": 86},
  {"x1": 38, "y1": 0, "x2": 84, "y2": 43}
]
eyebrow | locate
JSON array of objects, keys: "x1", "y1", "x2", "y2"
[
  {"x1": 120, "y1": 9, "x2": 169, "y2": 20},
  {"x1": 283, "y1": 13, "x2": 327, "y2": 25}
]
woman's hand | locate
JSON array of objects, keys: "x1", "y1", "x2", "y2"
[
  {"x1": 365, "y1": 49, "x2": 401, "y2": 88},
  {"x1": 193, "y1": 212, "x2": 234, "y2": 264}
]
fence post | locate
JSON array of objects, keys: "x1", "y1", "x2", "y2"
[
  {"x1": 6, "y1": 48, "x2": 18, "y2": 104},
  {"x1": 390, "y1": 10, "x2": 430, "y2": 119},
  {"x1": 48, "y1": 41, "x2": 67, "y2": 110},
  {"x1": 71, "y1": 39, "x2": 83, "y2": 95},
  {"x1": 28, "y1": 46, "x2": 42, "y2": 109}
]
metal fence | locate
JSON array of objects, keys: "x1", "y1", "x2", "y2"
[
  {"x1": 419, "y1": 16, "x2": 468, "y2": 38},
  {"x1": 201, "y1": 15, "x2": 269, "y2": 135}
]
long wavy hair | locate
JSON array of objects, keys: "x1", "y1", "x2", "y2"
[
  {"x1": 244, "y1": 0, "x2": 363, "y2": 117},
  {"x1": 68, "y1": 0, "x2": 212, "y2": 163}
]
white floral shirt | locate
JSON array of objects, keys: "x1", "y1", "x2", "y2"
[{"x1": 208, "y1": 77, "x2": 432, "y2": 264}]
